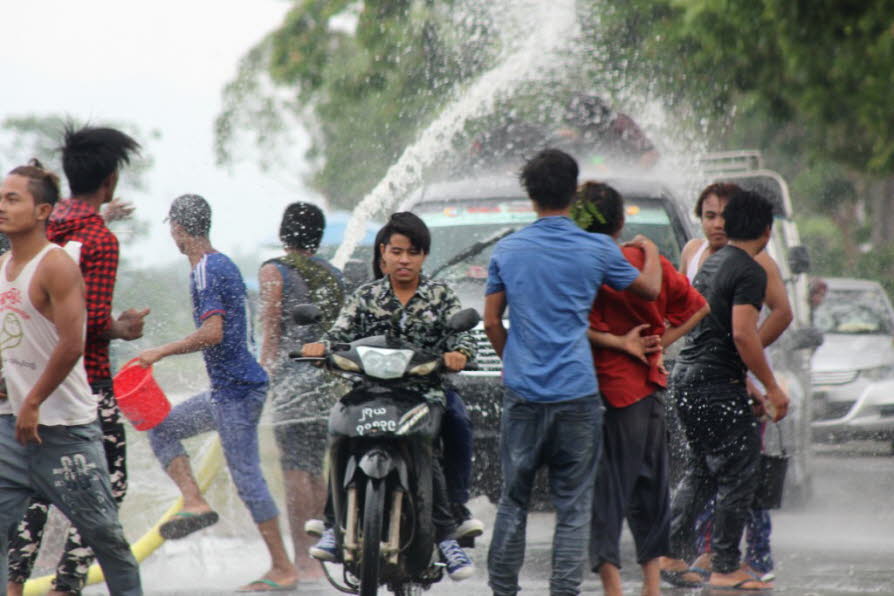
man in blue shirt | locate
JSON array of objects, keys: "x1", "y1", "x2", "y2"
[
  {"x1": 138, "y1": 194, "x2": 297, "y2": 592},
  {"x1": 484, "y1": 149, "x2": 662, "y2": 596}
]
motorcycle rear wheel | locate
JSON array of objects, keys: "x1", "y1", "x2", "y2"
[{"x1": 360, "y1": 477, "x2": 386, "y2": 596}]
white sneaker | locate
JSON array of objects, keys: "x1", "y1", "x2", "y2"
[{"x1": 304, "y1": 518, "x2": 326, "y2": 538}]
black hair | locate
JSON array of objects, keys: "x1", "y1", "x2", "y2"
[
  {"x1": 571, "y1": 181, "x2": 624, "y2": 236},
  {"x1": 280, "y1": 202, "x2": 325, "y2": 252},
  {"x1": 694, "y1": 182, "x2": 741, "y2": 217},
  {"x1": 8, "y1": 159, "x2": 61, "y2": 207},
  {"x1": 61, "y1": 124, "x2": 140, "y2": 195},
  {"x1": 379, "y1": 212, "x2": 431, "y2": 255},
  {"x1": 723, "y1": 190, "x2": 774, "y2": 241},
  {"x1": 372, "y1": 225, "x2": 388, "y2": 279},
  {"x1": 168, "y1": 194, "x2": 211, "y2": 237},
  {"x1": 519, "y1": 148, "x2": 579, "y2": 210}
]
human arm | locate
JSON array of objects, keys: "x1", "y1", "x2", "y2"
[
  {"x1": 138, "y1": 315, "x2": 223, "y2": 367},
  {"x1": 587, "y1": 324, "x2": 660, "y2": 365},
  {"x1": 621, "y1": 236, "x2": 661, "y2": 300},
  {"x1": 662, "y1": 303, "x2": 710, "y2": 348},
  {"x1": 258, "y1": 263, "x2": 283, "y2": 373},
  {"x1": 732, "y1": 304, "x2": 788, "y2": 421},
  {"x1": 302, "y1": 288, "x2": 366, "y2": 356},
  {"x1": 16, "y1": 251, "x2": 88, "y2": 444},
  {"x1": 755, "y1": 251, "x2": 793, "y2": 347},
  {"x1": 441, "y1": 285, "x2": 476, "y2": 368},
  {"x1": 483, "y1": 291, "x2": 508, "y2": 359}
]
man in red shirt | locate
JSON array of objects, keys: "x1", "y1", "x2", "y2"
[
  {"x1": 7, "y1": 125, "x2": 148, "y2": 596},
  {"x1": 571, "y1": 182, "x2": 709, "y2": 596}
]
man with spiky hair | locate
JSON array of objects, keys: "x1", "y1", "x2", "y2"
[{"x1": 7, "y1": 125, "x2": 149, "y2": 596}]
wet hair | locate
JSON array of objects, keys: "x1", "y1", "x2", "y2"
[
  {"x1": 280, "y1": 202, "x2": 325, "y2": 252},
  {"x1": 519, "y1": 148, "x2": 579, "y2": 210},
  {"x1": 167, "y1": 194, "x2": 211, "y2": 237},
  {"x1": 723, "y1": 190, "x2": 774, "y2": 241},
  {"x1": 571, "y1": 181, "x2": 624, "y2": 236},
  {"x1": 8, "y1": 159, "x2": 62, "y2": 206},
  {"x1": 694, "y1": 182, "x2": 741, "y2": 217},
  {"x1": 372, "y1": 225, "x2": 388, "y2": 279},
  {"x1": 61, "y1": 124, "x2": 140, "y2": 195},
  {"x1": 379, "y1": 212, "x2": 431, "y2": 255}
]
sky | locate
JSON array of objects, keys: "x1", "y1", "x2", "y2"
[{"x1": 0, "y1": 0, "x2": 314, "y2": 268}]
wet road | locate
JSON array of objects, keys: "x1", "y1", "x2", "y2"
[{"x1": 99, "y1": 442, "x2": 893, "y2": 595}]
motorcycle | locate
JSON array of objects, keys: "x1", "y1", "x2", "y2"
[{"x1": 292, "y1": 305, "x2": 480, "y2": 596}]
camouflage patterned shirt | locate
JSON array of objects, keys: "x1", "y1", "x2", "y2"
[{"x1": 322, "y1": 276, "x2": 477, "y2": 404}]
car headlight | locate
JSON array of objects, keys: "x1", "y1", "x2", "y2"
[
  {"x1": 860, "y1": 365, "x2": 894, "y2": 381},
  {"x1": 331, "y1": 353, "x2": 361, "y2": 372},
  {"x1": 356, "y1": 347, "x2": 414, "y2": 379},
  {"x1": 408, "y1": 360, "x2": 440, "y2": 376}
]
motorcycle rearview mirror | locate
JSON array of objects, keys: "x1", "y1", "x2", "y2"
[
  {"x1": 447, "y1": 308, "x2": 481, "y2": 332},
  {"x1": 293, "y1": 304, "x2": 323, "y2": 326}
]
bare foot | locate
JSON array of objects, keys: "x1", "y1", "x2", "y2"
[
  {"x1": 296, "y1": 561, "x2": 325, "y2": 581},
  {"x1": 709, "y1": 568, "x2": 773, "y2": 590},
  {"x1": 7, "y1": 582, "x2": 24, "y2": 596}
]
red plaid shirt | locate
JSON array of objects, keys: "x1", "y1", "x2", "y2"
[{"x1": 48, "y1": 199, "x2": 119, "y2": 384}]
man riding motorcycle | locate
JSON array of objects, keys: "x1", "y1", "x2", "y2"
[{"x1": 302, "y1": 212, "x2": 477, "y2": 581}]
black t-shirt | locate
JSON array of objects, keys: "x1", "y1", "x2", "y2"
[{"x1": 673, "y1": 245, "x2": 766, "y2": 385}]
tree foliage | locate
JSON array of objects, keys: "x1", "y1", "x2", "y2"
[{"x1": 216, "y1": 0, "x2": 496, "y2": 208}]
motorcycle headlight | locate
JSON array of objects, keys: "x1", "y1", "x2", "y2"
[
  {"x1": 408, "y1": 360, "x2": 440, "y2": 376},
  {"x1": 860, "y1": 364, "x2": 894, "y2": 381},
  {"x1": 331, "y1": 353, "x2": 361, "y2": 372},
  {"x1": 356, "y1": 347, "x2": 413, "y2": 379}
]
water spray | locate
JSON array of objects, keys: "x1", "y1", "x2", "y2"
[{"x1": 332, "y1": 0, "x2": 579, "y2": 269}]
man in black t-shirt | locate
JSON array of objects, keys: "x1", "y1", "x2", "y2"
[{"x1": 661, "y1": 191, "x2": 789, "y2": 591}]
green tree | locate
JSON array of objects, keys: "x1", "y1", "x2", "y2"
[{"x1": 215, "y1": 0, "x2": 497, "y2": 208}]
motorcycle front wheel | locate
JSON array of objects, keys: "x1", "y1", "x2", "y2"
[{"x1": 360, "y1": 476, "x2": 386, "y2": 596}]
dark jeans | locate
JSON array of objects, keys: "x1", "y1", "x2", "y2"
[
  {"x1": 488, "y1": 389, "x2": 604, "y2": 596},
  {"x1": 669, "y1": 382, "x2": 760, "y2": 574},
  {"x1": 0, "y1": 416, "x2": 141, "y2": 596},
  {"x1": 8, "y1": 381, "x2": 128, "y2": 593},
  {"x1": 590, "y1": 392, "x2": 670, "y2": 571},
  {"x1": 442, "y1": 389, "x2": 473, "y2": 504}
]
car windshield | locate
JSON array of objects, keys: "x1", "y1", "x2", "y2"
[
  {"x1": 416, "y1": 195, "x2": 686, "y2": 310},
  {"x1": 815, "y1": 287, "x2": 894, "y2": 335}
]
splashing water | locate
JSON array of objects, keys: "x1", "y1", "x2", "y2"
[{"x1": 331, "y1": 0, "x2": 579, "y2": 269}]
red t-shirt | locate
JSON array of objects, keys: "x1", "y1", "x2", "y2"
[{"x1": 590, "y1": 247, "x2": 706, "y2": 408}]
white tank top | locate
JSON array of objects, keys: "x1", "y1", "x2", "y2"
[
  {"x1": 0, "y1": 244, "x2": 96, "y2": 425},
  {"x1": 686, "y1": 239, "x2": 710, "y2": 284}
]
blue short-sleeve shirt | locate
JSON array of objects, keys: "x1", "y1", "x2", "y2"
[
  {"x1": 486, "y1": 216, "x2": 640, "y2": 402},
  {"x1": 191, "y1": 253, "x2": 268, "y2": 398}
]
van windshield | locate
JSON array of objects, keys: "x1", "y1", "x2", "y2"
[{"x1": 416, "y1": 195, "x2": 685, "y2": 309}]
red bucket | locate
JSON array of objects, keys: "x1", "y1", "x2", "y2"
[{"x1": 113, "y1": 359, "x2": 171, "y2": 431}]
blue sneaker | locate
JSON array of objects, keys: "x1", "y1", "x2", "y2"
[
  {"x1": 309, "y1": 528, "x2": 337, "y2": 562},
  {"x1": 438, "y1": 538, "x2": 474, "y2": 581}
]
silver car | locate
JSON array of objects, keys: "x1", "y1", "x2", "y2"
[{"x1": 811, "y1": 278, "x2": 894, "y2": 442}]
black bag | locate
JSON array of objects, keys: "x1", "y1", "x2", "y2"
[{"x1": 752, "y1": 424, "x2": 789, "y2": 510}]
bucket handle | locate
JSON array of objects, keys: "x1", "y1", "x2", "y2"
[{"x1": 119, "y1": 357, "x2": 151, "y2": 372}]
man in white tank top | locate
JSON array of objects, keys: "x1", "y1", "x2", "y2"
[{"x1": 0, "y1": 163, "x2": 141, "y2": 595}]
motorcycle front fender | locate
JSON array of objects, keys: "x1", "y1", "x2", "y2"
[{"x1": 358, "y1": 447, "x2": 409, "y2": 488}]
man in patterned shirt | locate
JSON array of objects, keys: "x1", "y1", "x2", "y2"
[
  {"x1": 7, "y1": 125, "x2": 148, "y2": 596},
  {"x1": 303, "y1": 212, "x2": 478, "y2": 581}
]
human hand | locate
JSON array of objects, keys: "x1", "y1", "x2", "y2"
[
  {"x1": 621, "y1": 323, "x2": 661, "y2": 365},
  {"x1": 442, "y1": 351, "x2": 468, "y2": 372},
  {"x1": 138, "y1": 347, "x2": 165, "y2": 368},
  {"x1": 764, "y1": 384, "x2": 790, "y2": 422},
  {"x1": 102, "y1": 198, "x2": 135, "y2": 223},
  {"x1": 116, "y1": 308, "x2": 151, "y2": 341},
  {"x1": 746, "y1": 377, "x2": 767, "y2": 418},
  {"x1": 15, "y1": 399, "x2": 41, "y2": 445},
  {"x1": 624, "y1": 234, "x2": 658, "y2": 255}
]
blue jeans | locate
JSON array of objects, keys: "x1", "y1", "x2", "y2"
[
  {"x1": 488, "y1": 389, "x2": 604, "y2": 596},
  {"x1": 442, "y1": 389, "x2": 473, "y2": 504},
  {"x1": 148, "y1": 385, "x2": 279, "y2": 523},
  {"x1": 0, "y1": 416, "x2": 142, "y2": 595}
]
